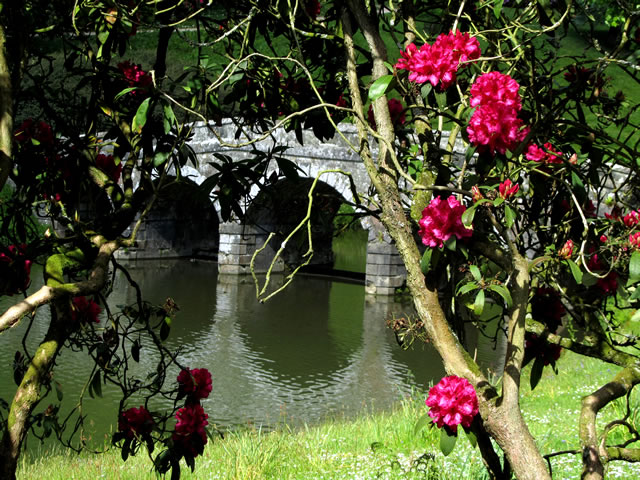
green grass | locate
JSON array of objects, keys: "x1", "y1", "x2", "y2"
[{"x1": 17, "y1": 352, "x2": 640, "y2": 479}]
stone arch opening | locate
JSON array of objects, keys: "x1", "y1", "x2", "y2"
[
  {"x1": 120, "y1": 176, "x2": 219, "y2": 260},
  {"x1": 244, "y1": 178, "x2": 346, "y2": 269}
]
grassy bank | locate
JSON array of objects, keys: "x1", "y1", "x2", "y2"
[{"x1": 17, "y1": 352, "x2": 640, "y2": 479}]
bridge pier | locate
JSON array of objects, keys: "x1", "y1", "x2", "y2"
[
  {"x1": 365, "y1": 229, "x2": 407, "y2": 296},
  {"x1": 218, "y1": 222, "x2": 284, "y2": 274}
]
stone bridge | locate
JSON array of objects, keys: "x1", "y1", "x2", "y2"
[{"x1": 119, "y1": 121, "x2": 464, "y2": 295}]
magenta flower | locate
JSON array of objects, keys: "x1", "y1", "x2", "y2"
[
  {"x1": 172, "y1": 404, "x2": 209, "y2": 458},
  {"x1": 177, "y1": 368, "x2": 213, "y2": 401},
  {"x1": 14, "y1": 119, "x2": 55, "y2": 146},
  {"x1": 426, "y1": 375, "x2": 479, "y2": 432},
  {"x1": 71, "y1": 296, "x2": 101, "y2": 324},
  {"x1": 630, "y1": 232, "x2": 640, "y2": 250},
  {"x1": 525, "y1": 333, "x2": 562, "y2": 366},
  {"x1": 117, "y1": 61, "x2": 152, "y2": 93},
  {"x1": 470, "y1": 71, "x2": 522, "y2": 110},
  {"x1": 558, "y1": 239, "x2": 574, "y2": 259},
  {"x1": 466, "y1": 72, "x2": 530, "y2": 155},
  {"x1": 395, "y1": 31, "x2": 480, "y2": 89},
  {"x1": 118, "y1": 406, "x2": 154, "y2": 439},
  {"x1": 498, "y1": 179, "x2": 519, "y2": 199},
  {"x1": 467, "y1": 102, "x2": 529, "y2": 155},
  {"x1": 587, "y1": 253, "x2": 618, "y2": 295},
  {"x1": 0, "y1": 244, "x2": 32, "y2": 295},
  {"x1": 96, "y1": 153, "x2": 123, "y2": 183},
  {"x1": 525, "y1": 143, "x2": 563, "y2": 164},
  {"x1": 623, "y1": 210, "x2": 640, "y2": 227},
  {"x1": 418, "y1": 196, "x2": 473, "y2": 248},
  {"x1": 531, "y1": 287, "x2": 565, "y2": 333}
]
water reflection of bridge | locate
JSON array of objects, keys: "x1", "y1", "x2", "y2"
[{"x1": 117, "y1": 259, "x2": 445, "y2": 427}]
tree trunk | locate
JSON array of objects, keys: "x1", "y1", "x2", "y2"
[{"x1": 0, "y1": 301, "x2": 69, "y2": 480}]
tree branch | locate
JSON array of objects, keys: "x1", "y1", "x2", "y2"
[{"x1": 0, "y1": 237, "x2": 120, "y2": 333}]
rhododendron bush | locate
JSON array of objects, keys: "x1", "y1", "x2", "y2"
[{"x1": 1, "y1": 1, "x2": 640, "y2": 480}]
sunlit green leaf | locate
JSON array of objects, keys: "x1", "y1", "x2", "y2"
[
  {"x1": 565, "y1": 259, "x2": 583, "y2": 284},
  {"x1": 487, "y1": 284, "x2": 513, "y2": 308},
  {"x1": 414, "y1": 413, "x2": 432, "y2": 436},
  {"x1": 473, "y1": 290, "x2": 485, "y2": 316},
  {"x1": 132, "y1": 97, "x2": 151, "y2": 133},
  {"x1": 440, "y1": 427, "x2": 458, "y2": 456},
  {"x1": 368, "y1": 75, "x2": 393, "y2": 101},
  {"x1": 630, "y1": 251, "x2": 640, "y2": 283},
  {"x1": 505, "y1": 205, "x2": 516, "y2": 228}
]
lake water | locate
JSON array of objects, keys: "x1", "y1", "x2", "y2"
[{"x1": 0, "y1": 232, "x2": 450, "y2": 451}]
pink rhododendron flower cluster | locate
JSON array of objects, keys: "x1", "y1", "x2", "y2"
[
  {"x1": 587, "y1": 252, "x2": 618, "y2": 295},
  {"x1": 558, "y1": 239, "x2": 574, "y2": 259},
  {"x1": 305, "y1": 0, "x2": 321, "y2": 19},
  {"x1": 531, "y1": 287, "x2": 565, "y2": 333},
  {"x1": 172, "y1": 404, "x2": 209, "y2": 458},
  {"x1": 71, "y1": 296, "x2": 102, "y2": 324},
  {"x1": 118, "y1": 406, "x2": 154, "y2": 439},
  {"x1": 14, "y1": 119, "x2": 55, "y2": 146},
  {"x1": 425, "y1": 375, "x2": 478, "y2": 432},
  {"x1": 470, "y1": 72, "x2": 522, "y2": 110},
  {"x1": 623, "y1": 210, "x2": 640, "y2": 227},
  {"x1": 525, "y1": 333, "x2": 562, "y2": 366},
  {"x1": 525, "y1": 142, "x2": 563, "y2": 164},
  {"x1": 395, "y1": 31, "x2": 480, "y2": 89},
  {"x1": 418, "y1": 195, "x2": 473, "y2": 248},
  {"x1": 118, "y1": 61, "x2": 152, "y2": 93},
  {"x1": 0, "y1": 244, "x2": 32, "y2": 295},
  {"x1": 630, "y1": 232, "x2": 640, "y2": 250},
  {"x1": 96, "y1": 153, "x2": 123, "y2": 183},
  {"x1": 177, "y1": 368, "x2": 213, "y2": 402},
  {"x1": 498, "y1": 179, "x2": 519, "y2": 199},
  {"x1": 367, "y1": 98, "x2": 406, "y2": 131},
  {"x1": 467, "y1": 72, "x2": 528, "y2": 154}
]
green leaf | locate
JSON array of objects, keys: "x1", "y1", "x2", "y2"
[
  {"x1": 132, "y1": 340, "x2": 140, "y2": 363},
  {"x1": 132, "y1": 97, "x2": 151, "y2": 133},
  {"x1": 504, "y1": 205, "x2": 516, "y2": 228},
  {"x1": 493, "y1": 0, "x2": 504, "y2": 18},
  {"x1": 153, "y1": 151, "x2": 170, "y2": 168},
  {"x1": 97, "y1": 30, "x2": 109, "y2": 45},
  {"x1": 530, "y1": 356, "x2": 545, "y2": 391},
  {"x1": 440, "y1": 427, "x2": 458, "y2": 456},
  {"x1": 565, "y1": 259, "x2": 583, "y2": 284},
  {"x1": 630, "y1": 251, "x2": 640, "y2": 283},
  {"x1": 420, "y1": 248, "x2": 433, "y2": 275},
  {"x1": 160, "y1": 316, "x2": 171, "y2": 341},
  {"x1": 91, "y1": 370, "x2": 102, "y2": 398},
  {"x1": 114, "y1": 87, "x2": 138, "y2": 101},
  {"x1": 55, "y1": 381, "x2": 63, "y2": 402},
  {"x1": 630, "y1": 309, "x2": 640, "y2": 323},
  {"x1": 444, "y1": 236, "x2": 457, "y2": 252},
  {"x1": 473, "y1": 290, "x2": 485, "y2": 316},
  {"x1": 414, "y1": 413, "x2": 432, "y2": 436},
  {"x1": 469, "y1": 265, "x2": 482, "y2": 282},
  {"x1": 420, "y1": 83, "x2": 432, "y2": 98},
  {"x1": 121, "y1": 437, "x2": 131, "y2": 462},
  {"x1": 461, "y1": 205, "x2": 477, "y2": 228},
  {"x1": 487, "y1": 284, "x2": 513, "y2": 308},
  {"x1": 435, "y1": 92, "x2": 447, "y2": 110},
  {"x1": 163, "y1": 103, "x2": 176, "y2": 134},
  {"x1": 457, "y1": 281, "x2": 479, "y2": 296},
  {"x1": 368, "y1": 75, "x2": 394, "y2": 101},
  {"x1": 464, "y1": 427, "x2": 478, "y2": 448}
]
